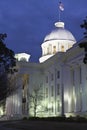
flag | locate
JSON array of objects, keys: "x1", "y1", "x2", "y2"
[{"x1": 59, "y1": 1, "x2": 64, "y2": 11}]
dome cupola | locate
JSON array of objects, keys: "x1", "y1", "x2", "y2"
[
  {"x1": 39, "y1": 21, "x2": 76, "y2": 63},
  {"x1": 44, "y1": 22, "x2": 76, "y2": 42}
]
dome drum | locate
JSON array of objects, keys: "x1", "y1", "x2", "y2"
[{"x1": 41, "y1": 40, "x2": 75, "y2": 56}]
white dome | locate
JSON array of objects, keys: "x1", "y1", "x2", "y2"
[
  {"x1": 44, "y1": 22, "x2": 76, "y2": 42},
  {"x1": 39, "y1": 22, "x2": 76, "y2": 63}
]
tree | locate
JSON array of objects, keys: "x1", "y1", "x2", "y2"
[
  {"x1": 0, "y1": 33, "x2": 16, "y2": 101},
  {"x1": 80, "y1": 16, "x2": 87, "y2": 38},
  {"x1": 0, "y1": 33, "x2": 16, "y2": 72},
  {"x1": 79, "y1": 17, "x2": 87, "y2": 64},
  {"x1": 29, "y1": 84, "x2": 44, "y2": 117},
  {"x1": 0, "y1": 73, "x2": 8, "y2": 100}
]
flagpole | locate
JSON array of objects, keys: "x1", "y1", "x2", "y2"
[
  {"x1": 58, "y1": 5, "x2": 61, "y2": 21},
  {"x1": 58, "y1": 1, "x2": 61, "y2": 22},
  {"x1": 58, "y1": 1, "x2": 64, "y2": 22}
]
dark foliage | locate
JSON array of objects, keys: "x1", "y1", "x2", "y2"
[
  {"x1": 0, "y1": 33, "x2": 16, "y2": 72},
  {"x1": 79, "y1": 17, "x2": 87, "y2": 64},
  {"x1": 80, "y1": 16, "x2": 87, "y2": 37},
  {"x1": 0, "y1": 73, "x2": 8, "y2": 101},
  {"x1": 0, "y1": 33, "x2": 16, "y2": 101},
  {"x1": 27, "y1": 116, "x2": 87, "y2": 123}
]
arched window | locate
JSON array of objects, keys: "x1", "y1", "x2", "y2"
[
  {"x1": 20, "y1": 57, "x2": 27, "y2": 62},
  {"x1": 47, "y1": 47, "x2": 49, "y2": 54},
  {"x1": 61, "y1": 45, "x2": 64, "y2": 52},
  {"x1": 53, "y1": 46, "x2": 56, "y2": 54},
  {"x1": 49, "y1": 44, "x2": 52, "y2": 54}
]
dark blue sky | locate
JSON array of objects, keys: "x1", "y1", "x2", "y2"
[{"x1": 0, "y1": 0, "x2": 87, "y2": 62}]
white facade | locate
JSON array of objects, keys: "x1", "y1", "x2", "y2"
[{"x1": 5, "y1": 21, "x2": 87, "y2": 119}]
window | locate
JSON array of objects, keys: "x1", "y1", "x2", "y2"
[
  {"x1": 51, "y1": 73, "x2": 54, "y2": 81},
  {"x1": 57, "y1": 84, "x2": 60, "y2": 95},
  {"x1": 51, "y1": 86, "x2": 54, "y2": 96},
  {"x1": 46, "y1": 76, "x2": 48, "y2": 83},
  {"x1": 47, "y1": 47, "x2": 49, "y2": 54},
  {"x1": 46, "y1": 88, "x2": 48, "y2": 98},
  {"x1": 57, "y1": 71, "x2": 60, "y2": 79},
  {"x1": 49, "y1": 44, "x2": 52, "y2": 54},
  {"x1": 61, "y1": 45, "x2": 64, "y2": 52},
  {"x1": 53, "y1": 46, "x2": 56, "y2": 54},
  {"x1": 79, "y1": 67, "x2": 82, "y2": 84},
  {"x1": 57, "y1": 100, "x2": 60, "y2": 112},
  {"x1": 72, "y1": 70, "x2": 75, "y2": 85},
  {"x1": 20, "y1": 57, "x2": 26, "y2": 62},
  {"x1": 51, "y1": 101, "x2": 54, "y2": 112}
]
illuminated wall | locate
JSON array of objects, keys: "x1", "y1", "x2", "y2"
[
  {"x1": 6, "y1": 72, "x2": 22, "y2": 119},
  {"x1": 22, "y1": 74, "x2": 29, "y2": 116},
  {"x1": 43, "y1": 65, "x2": 62, "y2": 117},
  {"x1": 5, "y1": 38, "x2": 87, "y2": 119}
]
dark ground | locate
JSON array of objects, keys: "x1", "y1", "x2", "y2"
[{"x1": 1, "y1": 120, "x2": 87, "y2": 130}]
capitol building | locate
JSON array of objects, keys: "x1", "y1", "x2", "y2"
[{"x1": 1, "y1": 17, "x2": 87, "y2": 119}]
